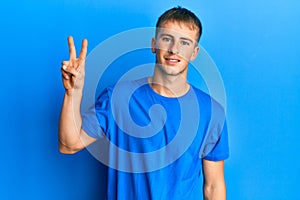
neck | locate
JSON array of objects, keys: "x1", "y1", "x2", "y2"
[{"x1": 148, "y1": 69, "x2": 190, "y2": 97}]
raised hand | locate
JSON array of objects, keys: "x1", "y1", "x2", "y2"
[{"x1": 61, "y1": 36, "x2": 88, "y2": 94}]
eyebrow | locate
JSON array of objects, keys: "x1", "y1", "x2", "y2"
[{"x1": 160, "y1": 33, "x2": 194, "y2": 43}]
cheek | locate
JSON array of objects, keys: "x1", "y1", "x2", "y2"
[
  {"x1": 179, "y1": 50, "x2": 194, "y2": 61},
  {"x1": 157, "y1": 42, "x2": 170, "y2": 52},
  {"x1": 155, "y1": 49, "x2": 164, "y2": 62}
]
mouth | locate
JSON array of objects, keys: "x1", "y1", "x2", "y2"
[{"x1": 165, "y1": 57, "x2": 181, "y2": 64}]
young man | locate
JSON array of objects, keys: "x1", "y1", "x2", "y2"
[{"x1": 59, "y1": 7, "x2": 229, "y2": 199}]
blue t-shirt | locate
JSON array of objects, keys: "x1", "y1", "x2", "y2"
[{"x1": 82, "y1": 77, "x2": 229, "y2": 200}]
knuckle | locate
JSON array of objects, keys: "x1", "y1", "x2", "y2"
[{"x1": 62, "y1": 60, "x2": 69, "y2": 65}]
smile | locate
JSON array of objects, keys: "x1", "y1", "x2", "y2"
[{"x1": 165, "y1": 57, "x2": 181, "y2": 63}]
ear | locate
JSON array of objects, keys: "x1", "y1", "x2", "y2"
[
  {"x1": 190, "y1": 46, "x2": 200, "y2": 61},
  {"x1": 151, "y1": 38, "x2": 156, "y2": 53}
]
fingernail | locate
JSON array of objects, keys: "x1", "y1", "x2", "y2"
[{"x1": 63, "y1": 65, "x2": 67, "y2": 70}]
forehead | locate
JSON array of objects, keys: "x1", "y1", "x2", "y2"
[{"x1": 157, "y1": 21, "x2": 199, "y2": 42}]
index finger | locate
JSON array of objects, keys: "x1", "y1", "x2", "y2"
[
  {"x1": 68, "y1": 36, "x2": 76, "y2": 60},
  {"x1": 78, "y1": 38, "x2": 88, "y2": 61}
]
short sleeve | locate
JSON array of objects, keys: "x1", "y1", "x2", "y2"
[
  {"x1": 81, "y1": 87, "x2": 112, "y2": 138},
  {"x1": 199, "y1": 98, "x2": 230, "y2": 161},
  {"x1": 203, "y1": 121, "x2": 229, "y2": 161}
]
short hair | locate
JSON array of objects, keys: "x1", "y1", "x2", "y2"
[{"x1": 156, "y1": 6, "x2": 203, "y2": 42}]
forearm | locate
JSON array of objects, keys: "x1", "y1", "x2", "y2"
[
  {"x1": 203, "y1": 181, "x2": 226, "y2": 200},
  {"x1": 59, "y1": 90, "x2": 83, "y2": 152}
]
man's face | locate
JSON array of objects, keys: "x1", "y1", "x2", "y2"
[{"x1": 152, "y1": 21, "x2": 200, "y2": 77}]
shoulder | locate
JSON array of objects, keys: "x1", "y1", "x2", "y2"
[
  {"x1": 191, "y1": 85, "x2": 225, "y2": 114},
  {"x1": 190, "y1": 85, "x2": 226, "y2": 127},
  {"x1": 96, "y1": 77, "x2": 149, "y2": 105},
  {"x1": 112, "y1": 77, "x2": 148, "y2": 91}
]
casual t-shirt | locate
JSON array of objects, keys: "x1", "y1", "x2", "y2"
[{"x1": 82, "y1": 77, "x2": 229, "y2": 199}]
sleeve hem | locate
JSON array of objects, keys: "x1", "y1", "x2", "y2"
[{"x1": 203, "y1": 153, "x2": 229, "y2": 161}]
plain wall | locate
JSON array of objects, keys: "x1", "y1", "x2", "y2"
[{"x1": 0, "y1": 0, "x2": 299, "y2": 199}]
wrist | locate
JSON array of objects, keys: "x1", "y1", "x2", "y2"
[{"x1": 65, "y1": 88, "x2": 83, "y2": 97}]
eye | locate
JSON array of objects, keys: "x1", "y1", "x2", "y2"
[
  {"x1": 181, "y1": 40, "x2": 190, "y2": 46},
  {"x1": 162, "y1": 37, "x2": 172, "y2": 42}
]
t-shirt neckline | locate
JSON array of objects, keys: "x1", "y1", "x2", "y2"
[{"x1": 142, "y1": 77, "x2": 193, "y2": 100}]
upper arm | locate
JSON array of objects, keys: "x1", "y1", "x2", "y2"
[
  {"x1": 59, "y1": 128, "x2": 97, "y2": 154},
  {"x1": 203, "y1": 159, "x2": 225, "y2": 184}
]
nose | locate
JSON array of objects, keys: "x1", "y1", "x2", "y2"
[{"x1": 168, "y1": 41, "x2": 179, "y2": 54}]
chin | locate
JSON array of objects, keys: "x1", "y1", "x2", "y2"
[{"x1": 164, "y1": 67, "x2": 187, "y2": 77}]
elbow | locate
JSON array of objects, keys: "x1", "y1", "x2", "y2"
[
  {"x1": 58, "y1": 143, "x2": 80, "y2": 154},
  {"x1": 203, "y1": 184, "x2": 213, "y2": 199},
  {"x1": 59, "y1": 148, "x2": 77, "y2": 154},
  {"x1": 203, "y1": 182, "x2": 226, "y2": 200}
]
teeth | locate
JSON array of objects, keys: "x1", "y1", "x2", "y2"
[{"x1": 168, "y1": 59, "x2": 179, "y2": 62}]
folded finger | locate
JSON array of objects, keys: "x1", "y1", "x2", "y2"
[
  {"x1": 62, "y1": 60, "x2": 70, "y2": 67},
  {"x1": 61, "y1": 69, "x2": 70, "y2": 80},
  {"x1": 62, "y1": 65, "x2": 79, "y2": 77}
]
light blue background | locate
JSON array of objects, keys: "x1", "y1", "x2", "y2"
[{"x1": 0, "y1": 0, "x2": 299, "y2": 199}]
